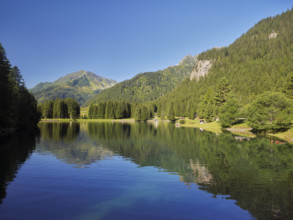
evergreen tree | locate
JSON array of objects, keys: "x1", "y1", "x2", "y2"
[
  {"x1": 167, "y1": 103, "x2": 175, "y2": 121},
  {"x1": 59, "y1": 100, "x2": 68, "y2": 118},
  {"x1": 134, "y1": 106, "x2": 142, "y2": 121},
  {"x1": 88, "y1": 104, "x2": 94, "y2": 119},
  {"x1": 219, "y1": 97, "x2": 240, "y2": 127},
  {"x1": 174, "y1": 102, "x2": 180, "y2": 116},
  {"x1": 198, "y1": 88, "x2": 216, "y2": 120},
  {"x1": 97, "y1": 102, "x2": 106, "y2": 118},
  {"x1": 124, "y1": 102, "x2": 131, "y2": 118},
  {"x1": 187, "y1": 102, "x2": 195, "y2": 119},
  {"x1": 93, "y1": 104, "x2": 99, "y2": 119},
  {"x1": 204, "y1": 102, "x2": 214, "y2": 122},
  {"x1": 247, "y1": 92, "x2": 293, "y2": 132},
  {"x1": 42, "y1": 100, "x2": 54, "y2": 118},
  {"x1": 9, "y1": 66, "x2": 24, "y2": 87},
  {"x1": 140, "y1": 106, "x2": 149, "y2": 122},
  {"x1": 53, "y1": 99, "x2": 59, "y2": 118},
  {"x1": 284, "y1": 73, "x2": 293, "y2": 99},
  {"x1": 0, "y1": 43, "x2": 12, "y2": 129},
  {"x1": 0, "y1": 43, "x2": 40, "y2": 133},
  {"x1": 65, "y1": 98, "x2": 80, "y2": 119},
  {"x1": 40, "y1": 98, "x2": 79, "y2": 119},
  {"x1": 105, "y1": 101, "x2": 115, "y2": 119},
  {"x1": 215, "y1": 78, "x2": 231, "y2": 107},
  {"x1": 115, "y1": 102, "x2": 124, "y2": 119}
]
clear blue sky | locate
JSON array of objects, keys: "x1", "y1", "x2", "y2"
[{"x1": 0, "y1": 0, "x2": 292, "y2": 88}]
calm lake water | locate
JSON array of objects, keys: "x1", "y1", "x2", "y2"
[{"x1": 0, "y1": 122, "x2": 293, "y2": 220}]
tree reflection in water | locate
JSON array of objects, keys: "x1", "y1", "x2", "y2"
[
  {"x1": 86, "y1": 122, "x2": 293, "y2": 220},
  {"x1": 0, "y1": 131, "x2": 37, "y2": 206},
  {"x1": 1, "y1": 122, "x2": 292, "y2": 219}
]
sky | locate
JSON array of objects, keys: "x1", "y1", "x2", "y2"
[{"x1": 0, "y1": 0, "x2": 292, "y2": 88}]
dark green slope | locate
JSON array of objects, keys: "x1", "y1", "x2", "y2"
[
  {"x1": 30, "y1": 70, "x2": 116, "y2": 105},
  {"x1": 157, "y1": 9, "x2": 293, "y2": 112},
  {"x1": 87, "y1": 55, "x2": 196, "y2": 105}
]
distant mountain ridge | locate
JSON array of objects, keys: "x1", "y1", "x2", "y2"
[
  {"x1": 30, "y1": 70, "x2": 116, "y2": 105},
  {"x1": 87, "y1": 55, "x2": 197, "y2": 105}
]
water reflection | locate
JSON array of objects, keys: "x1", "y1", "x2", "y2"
[
  {"x1": 85, "y1": 122, "x2": 293, "y2": 220},
  {"x1": 38, "y1": 122, "x2": 113, "y2": 167},
  {"x1": 2, "y1": 122, "x2": 292, "y2": 219},
  {"x1": 0, "y1": 131, "x2": 37, "y2": 206},
  {"x1": 38, "y1": 122, "x2": 80, "y2": 142}
]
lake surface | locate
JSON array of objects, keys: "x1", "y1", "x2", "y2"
[{"x1": 0, "y1": 122, "x2": 293, "y2": 220}]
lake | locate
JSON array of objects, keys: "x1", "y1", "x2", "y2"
[{"x1": 0, "y1": 122, "x2": 293, "y2": 220}]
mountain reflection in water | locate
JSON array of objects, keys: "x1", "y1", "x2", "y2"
[{"x1": 0, "y1": 122, "x2": 292, "y2": 219}]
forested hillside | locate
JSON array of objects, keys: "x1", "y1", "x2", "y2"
[
  {"x1": 87, "y1": 55, "x2": 196, "y2": 104},
  {"x1": 156, "y1": 8, "x2": 293, "y2": 117},
  {"x1": 0, "y1": 43, "x2": 40, "y2": 136},
  {"x1": 30, "y1": 70, "x2": 116, "y2": 105}
]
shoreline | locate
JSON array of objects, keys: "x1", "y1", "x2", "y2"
[{"x1": 39, "y1": 118, "x2": 293, "y2": 144}]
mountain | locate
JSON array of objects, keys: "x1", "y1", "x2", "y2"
[
  {"x1": 86, "y1": 55, "x2": 197, "y2": 105},
  {"x1": 30, "y1": 70, "x2": 117, "y2": 105},
  {"x1": 156, "y1": 8, "x2": 293, "y2": 116}
]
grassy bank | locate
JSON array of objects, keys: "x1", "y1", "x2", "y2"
[
  {"x1": 226, "y1": 123, "x2": 256, "y2": 138},
  {"x1": 179, "y1": 119, "x2": 293, "y2": 144},
  {"x1": 268, "y1": 128, "x2": 293, "y2": 144},
  {"x1": 179, "y1": 119, "x2": 222, "y2": 134}
]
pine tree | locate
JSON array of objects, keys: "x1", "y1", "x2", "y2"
[
  {"x1": 115, "y1": 102, "x2": 124, "y2": 119},
  {"x1": 0, "y1": 43, "x2": 40, "y2": 133},
  {"x1": 105, "y1": 101, "x2": 115, "y2": 119},
  {"x1": 215, "y1": 78, "x2": 231, "y2": 107},
  {"x1": 88, "y1": 104, "x2": 94, "y2": 119},
  {"x1": 0, "y1": 43, "x2": 12, "y2": 128},
  {"x1": 97, "y1": 102, "x2": 106, "y2": 118},
  {"x1": 187, "y1": 101, "x2": 195, "y2": 119},
  {"x1": 140, "y1": 106, "x2": 149, "y2": 121},
  {"x1": 204, "y1": 102, "x2": 214, "y2": 122},
  {"x1": 93, "y1": 105, "x2": 98, "y2": 118},
  {"x1": 284, "y1": 73, "x2": 293, "y2": 99},
  {"x1": 59, "y1": 100, "x2": 68, "y2": 118},
  {"x1": 124, "y1": 102, "x2": 131, "y2": 118},
  {"x1": 9, "y1": 66, "x2": 24, "y2": 87},
  {"x1": 167, "y1": 103, "x2": 175, "y2": 121},
  {"x1": 219, "y1": 97, "x2": 239, "y2": 127},
  {"x1": 42, "y1": 100, "x2": 54, "y2": 118},
  {"x1": 65, "y1": 98, "x2": 80, "y2": 119},
  {"x1": 215, "y1": 78, "x2": 231, "y2": 116},
  {"x1": 134, "y1": 105, "x2": 142, "y2": 121},
  {"x1": 53, "y1": 99, "x2": 60, "y2": 118}
]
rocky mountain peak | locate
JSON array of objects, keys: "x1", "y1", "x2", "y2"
[{"x1": 178, "y1": 55, "x2": 198, "y2": 66}]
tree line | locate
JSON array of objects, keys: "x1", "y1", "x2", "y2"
[
  {"x1": 0, "y1": 43, "x2": 40, "y2": 136},
  {"x1": 88, "y1": 101, "x2": 157, "y2": 121},
  {"x1": 38, "y1": 98, "x2": 80, "y2": 119}
]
